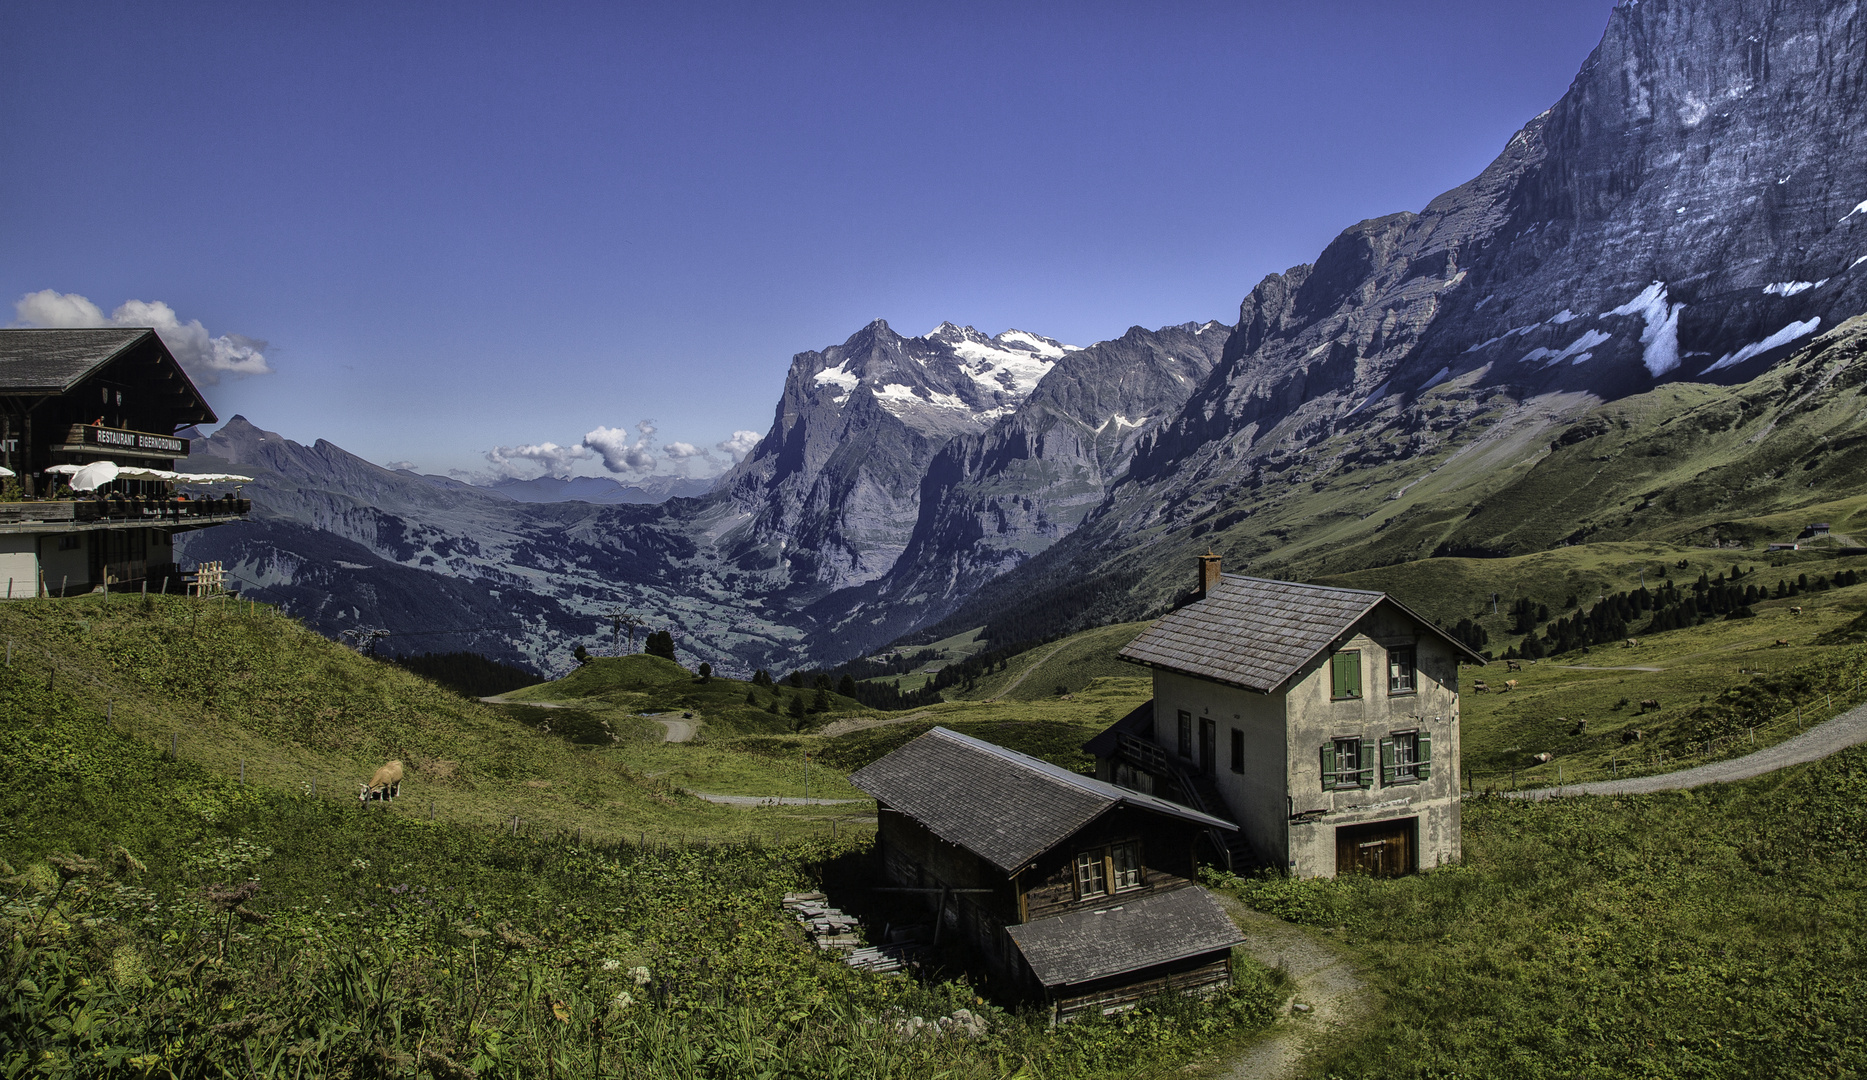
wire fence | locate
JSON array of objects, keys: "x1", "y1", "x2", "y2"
[{"x1": 1466, "y1": 667, "x2": 1867, "y2": 794}]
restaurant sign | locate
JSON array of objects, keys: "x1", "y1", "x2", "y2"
[{"x1": 82, "y1": 426, "x2": 188, "y2": 456}]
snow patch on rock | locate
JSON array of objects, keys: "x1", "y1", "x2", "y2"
[
  {"x1": 1700, "y1": 318, "x2": 1822, "y2": 374},
  {"x1": 1604, "y1": 282, "x2": 1684, "y2": 376}
]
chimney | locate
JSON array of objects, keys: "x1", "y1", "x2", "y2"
[{"x1": 1198, "y1": 551, "x2": 1222, "y2": 598}]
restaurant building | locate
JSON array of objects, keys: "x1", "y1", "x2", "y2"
[{"x1": 0, "y1": 328, "x2": 249, "y2": 595}]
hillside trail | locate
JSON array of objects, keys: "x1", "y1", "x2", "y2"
[
  {"x1": 1510, "y1": 696, "x2": 1867, "y2": 799},
  {"x1": 819, "y1": 710, "x2": 934, "y2": 738},
  {"x1": 1206, "y1": 892, "x2": 1371, "y2": 1080},
  {"x1": 685, "y1": 791, "x2": 864, "y2": 806},
  {"x1": 481, "y1": 695, "x2": 696, "y2": 743},
  {"x1": 988, "y1": 639, "x2": 1075, "y2": 702}
]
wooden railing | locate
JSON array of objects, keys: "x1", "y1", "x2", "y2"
[{"x1": 0, "y1": 497, "x2": 249, "y2": 525}]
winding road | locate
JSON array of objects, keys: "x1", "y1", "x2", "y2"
[{"x1": 1510, "y1": 696, "x2": 1867, "y2": 799}]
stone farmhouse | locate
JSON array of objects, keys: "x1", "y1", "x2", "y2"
[
  {"x1": 849, "y1": 726, "x2": 1245, "y2": 1023},
  {"x1": 1088, "y1": 555, "x2": 1484, "y2": 878}
]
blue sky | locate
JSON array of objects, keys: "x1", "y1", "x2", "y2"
[{"x1": 2, "y1": 1, "x2": 1615, "y2": 481}]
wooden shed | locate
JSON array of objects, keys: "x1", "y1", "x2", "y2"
[{"x1": 849, "y1": 726, "x2": 1244, "y2": 1022}]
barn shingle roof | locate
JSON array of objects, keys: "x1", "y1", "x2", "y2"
[
  {"x1": 1119, "y1": 574, "x2": 1484, "y2": 693},
  {"x1": 0, "y1": 329, "x2": 152, "y2": 393},
  {"x1": 1006, "y1": 885, "x2": 1243, "y2": 988},
  {"x1": 848, "y1": 727, "x2": 1234, "y2": 874}
]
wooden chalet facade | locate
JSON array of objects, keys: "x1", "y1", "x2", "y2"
[
  {"x1": 849, "y1": 727, "x2": 1245, "y2": 1023},
  {"x1": 0, "y1": 329, "x2": 248, "y2": 595},
  {"x1": 1088, "y1": 556, "x2": 1484, "y2": 880}
]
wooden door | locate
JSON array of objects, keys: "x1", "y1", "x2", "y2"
[
  {"x1": 1199, "y1": 718, "x2": 1216, "y2": 777},
  {"x1": 1334, "y1": 817, "x2": 1417, "y2": 877}
]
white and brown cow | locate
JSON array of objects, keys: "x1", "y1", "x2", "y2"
[{"x1": 359, "y1": 760, "x2": 404, "y2": 804}]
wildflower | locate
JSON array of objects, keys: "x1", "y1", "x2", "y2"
[
  {"x1": 601, "y1": 959, "x2": 621, "y2": 971},
  {"x1": 612, "y1": 991, "x2": 635, "y2": 1010},
  {"x1": 629, "y1": 965, "x2": 651, "y2": 986}
]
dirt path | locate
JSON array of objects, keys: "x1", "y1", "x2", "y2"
[
  {"x1": 685, "y1": 791, "x2": 865, "y2": 806},
  {"x1": 480, "y1": 695, "x2": 570, "y2": 708},
  {"x1": 1207, "y1": 892, "x2": 1371, "y2": 1080},
  {"x1": 1512, "y1": 697, "x2": 1867, "y2": 799},
  {"x1": 1556, "y1": 664, "x2": 1666, "y2": 672},
  {"x1": 656, "y1": 718, "x2": 696, "y2": 743},
  {"x1": 819, "y1": 710, "x2": 933, "y2": 738},
  {"x1": 989, "y1": 639, "x2": 1075, "y2": 702}
]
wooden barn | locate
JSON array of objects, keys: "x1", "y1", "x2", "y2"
[{"x1": 848, "y1": 726, "x2": 1245, "y2": 1023}]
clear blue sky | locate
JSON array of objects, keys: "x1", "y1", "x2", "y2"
[{"x1": 1, "y1": 1, "x2": 1615, "y2": 481}]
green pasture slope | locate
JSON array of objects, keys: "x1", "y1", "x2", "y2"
[{"x1": 0, "y1": 595, "x2": 1283, "y2": 1078}]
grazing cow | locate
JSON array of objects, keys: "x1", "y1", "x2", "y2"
[
  {"x1": 1638, "y1": 699, "x2": 1660, "y2": 713},
  {"x1": 1505, "y1": 660, "x2": 1523, "y2": 672},
  {"x1": 1503, "y1": 679, "x2": 1519, "y2": 692},
  {"x1": 1530, "y1": 752, "x2": 1554, "y2": 764},
  {"x1": 359, "y1": 760, "x2": 404, "y2": 804},
  {"x1": 1774, "y1": 638, "x2": 1791, "y2": 647},
  {"x1": 1566, "y1": 718, "x2": 1588, "y2": 735},
  {"x1": 1622, "y1": 728, "x2": 1645, "y2": 743},
  {"x1": 1623, "y1": 638, "x2": 1641, "y2": 648},
  {"x1": 1790, "y1": 606, "x2": 1804, "y2": 615},
  {"x1": 1472, "y1": 679, "x2": 1490, "y2": 693}
]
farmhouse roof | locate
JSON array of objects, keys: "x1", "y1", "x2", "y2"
[
  {"x1": 848, "y1": 727, "x2": 1234, "y2": 874},
  {"x1": 1006, "y1": 885, "x2": 1243, "y2": 988},
  {"x1": 1119, "y1": 574, "x2": 1486, "y2": 693},
  {"x1": 0, "y1": 329, "x2": 216, "y2": 422}
]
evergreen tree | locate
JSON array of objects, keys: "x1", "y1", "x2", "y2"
[{"x1": 644, "y1": 630, "x2": 676, "y2": 661}]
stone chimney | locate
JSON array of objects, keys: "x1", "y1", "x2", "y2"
[{"x1": 1198, "y1": 551, "x2": 1222, "y2": 597}]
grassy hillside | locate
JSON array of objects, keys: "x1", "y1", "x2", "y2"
[
  {"x1": 0, "y1": 595, "x2": 1292, "y2": 1077},
  {"x1": 1215, "y1": 746, "x2": 1867, "y2": 1077},
  {"x1": 953, "y1": 619, "x2": 1154, "y2": 702},
  {"x1": 0, "y1": 595, "x2": 858, "y2": 843}
]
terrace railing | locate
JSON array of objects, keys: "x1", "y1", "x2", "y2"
[{"x1": 0, "y1": 497, "x2": 250, "y2": 526}]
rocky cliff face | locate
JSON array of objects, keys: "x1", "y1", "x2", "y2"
[{"x1": 918, "y1": 0, "x2": 1867, "y2": 645}]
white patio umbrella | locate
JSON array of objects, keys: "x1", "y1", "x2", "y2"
[
  {"x1": 0, "y1": 466, "x2": 13, "y2": 478},
  {"x1": 69, "y1": 460, "x2": 121, "y2": 492},
  {"x1": 42, "y1": 464, "x2": 84, "y2": 476}
]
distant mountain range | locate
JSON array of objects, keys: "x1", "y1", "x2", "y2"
[
  {"x1": 469, "y1": 473, "x2": 716, "y2": 504},
  {"x1": 181, "y1": 0, "x2": 1867, "y2": 675}
]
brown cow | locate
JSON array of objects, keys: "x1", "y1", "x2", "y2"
[
  {"x1": 1472, "y1": 679, "x2": 1490, "y2": 693},
  {"x1": 1638, "y1": 699, "x2": 1660, "y2": 713},
  {"x1": 1790, "y1": 606, "x2": 1804, "y2": 615},
  {"x1": 1774, "y1": 638, "x2": 1791, "y2": 647},
  {"x1": 1623, "y1": 638, "x2": 1641, "y2": 648},
  {"x1": 1505, "y1": 660, "x2": 1523, "y2": 672},
  {"x1": 1530, "y1": 752, "x2": 1554, "y2": 764},
  {"x1": 1622, "y1": 728, "x2": 1645, "y2": 743},
  {"x1": 359, "y1": 760, "x2": 404, "y2": 804},
  {"x1": 1503, "y1": 679, "x2": 1519, "y2": 692}
]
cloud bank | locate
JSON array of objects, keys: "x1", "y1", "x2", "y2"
[
  {"x1": 717, "y1": 430, "x2": 761, "y2": 462},
  {"x1": 12, "y1": 290, "x2": 274, "y2": 384},
  {"x1": 583, "y1": 420, "x2": 660, "y2": 475},
  {"x1": 482, "y1": 441, "x2": 593, "y2": 479}
]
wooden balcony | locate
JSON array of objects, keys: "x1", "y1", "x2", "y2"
[{"x1": 0, "y1": 496, "x2": 249, "y2": 532}]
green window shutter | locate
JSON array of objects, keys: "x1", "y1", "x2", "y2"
[
  {"x1": 1332, "y1": 651, "x2": 1362, "y2": 698},
  {"x1": 1358, "y1": 738, "x2": 1375, "y2": 788},
  {"x1": 1320, "y1": 742, "x2": 1337, "y2": 789},
  {"x1": 1417, "y1": 731, "x2": 1432, "y2": 781},
  {"x1": 1380, "y1": 737, "x2": 1396, "y2": 786}
]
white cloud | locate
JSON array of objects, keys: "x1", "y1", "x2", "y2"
[
  {"x1": 11, "y1": 289, "x2": 275, "y2": 384},
  {"x1": 483, "y1": 441, "x2": 592, "y2": 479},
  {"x1": 583, "y1": 422, "x2": 658, "y2": 475},
  {"x1": 385, "y1": 460, "x2": 418, "y2": 472},
  {"x1": 662, "y1": 441, "x2": 707, "y2": 459},
  {"x1": 717, "y1": 429, "x2": 761, "y2": 462}
]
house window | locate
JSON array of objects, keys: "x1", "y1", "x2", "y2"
[
  {"x1": 1230, "y1": 728, "x2": 1244, "y2": 774},
  {"x1": 1077, "y1": 843, "x2": 1144, "y2": 899},
  {"x1": 57, "y1": 534, "x2": 82, "y2": 551},
  {"x1": 1331, "y1": 650, "x2": 1362, "y2": 700},
  {"x1": 1388, "y1": 646, "x2": 1417, "y2": 694},
  {"x1": 1075, "y1": 850, "x2": 1107, "y2": 898},
  {"x1": 1177, "y1": 709, "x2": 1192, "y2": 758},
  {"x1": 1320, "y1": 737, "x2": 1373, "y2": 790},
  {"x1": 1111, "y1": 842, "x2": 1142, "y2": 890},
  {"x1": 1381, "y1": 731, "x2": 1433, "y2": 785}
]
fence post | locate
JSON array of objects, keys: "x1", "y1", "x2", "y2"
[
  {"x1": 169, "y1": 732, "x2": 176, "y2": 759},
  {"x1": 240, "y1": 759, "x2": 245, "y2": 784}
]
